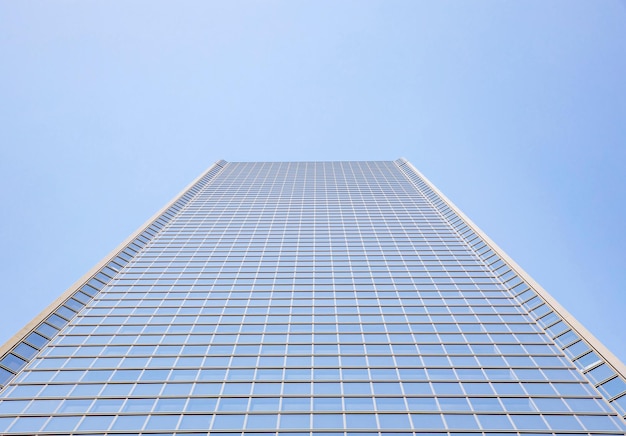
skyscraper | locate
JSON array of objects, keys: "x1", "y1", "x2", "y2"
[{"x1": 0, "y1": 159, "x2": 624, "y2": 435}]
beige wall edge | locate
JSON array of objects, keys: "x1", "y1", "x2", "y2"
[
  {"x1": 399, "y1": 159, "x2": 626, "y2": 380},
  {"x1": 0, "y1": 160, "x2": 227, "y2": 359}
]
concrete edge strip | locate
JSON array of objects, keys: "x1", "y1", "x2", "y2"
[
  {"x1": 0, "y1": 160, "x2": 228, "y2": 388},
  {"x1": 394, "y1": 157, "x2": 626, "y2": 416}
]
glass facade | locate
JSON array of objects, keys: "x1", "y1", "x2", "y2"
[{"x1": 0, "y1": 159, "x2": 624, "y2": 435}]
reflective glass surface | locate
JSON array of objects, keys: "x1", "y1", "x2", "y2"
[{"x1": 0, "y1": 161, "x2": 623, "y2": 435}]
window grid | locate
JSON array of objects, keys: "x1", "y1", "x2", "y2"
[{"x1": 0, "y1": 160, "x2": 623, "y2": 435}]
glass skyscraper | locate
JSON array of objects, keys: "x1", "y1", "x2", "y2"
[{"x1": 0, "y1": 159, "x2": 624, "y2": 435}]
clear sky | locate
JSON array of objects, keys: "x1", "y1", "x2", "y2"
[{"x1": 1, "y1": 1, "x2": 625, "y2": 364}]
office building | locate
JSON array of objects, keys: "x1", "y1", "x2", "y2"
[{"x1": 0, "y1": 159, "x2": 624, "y2": 435}]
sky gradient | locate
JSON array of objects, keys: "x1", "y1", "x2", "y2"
[{"x1": 1, "y1": 1, "x2": 625, "y2": 363}]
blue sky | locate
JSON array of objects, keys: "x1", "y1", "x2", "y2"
[{"x1": 1, "y1": 1, "x2": 625, "y2": 363}]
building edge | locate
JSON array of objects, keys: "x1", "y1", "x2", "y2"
[
  {"x1": 0, "y1": 159, "x2": 228, "y2": 387},
  {"x1": 395, "y1": 157, "x2": 626, "y2": 417}
]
